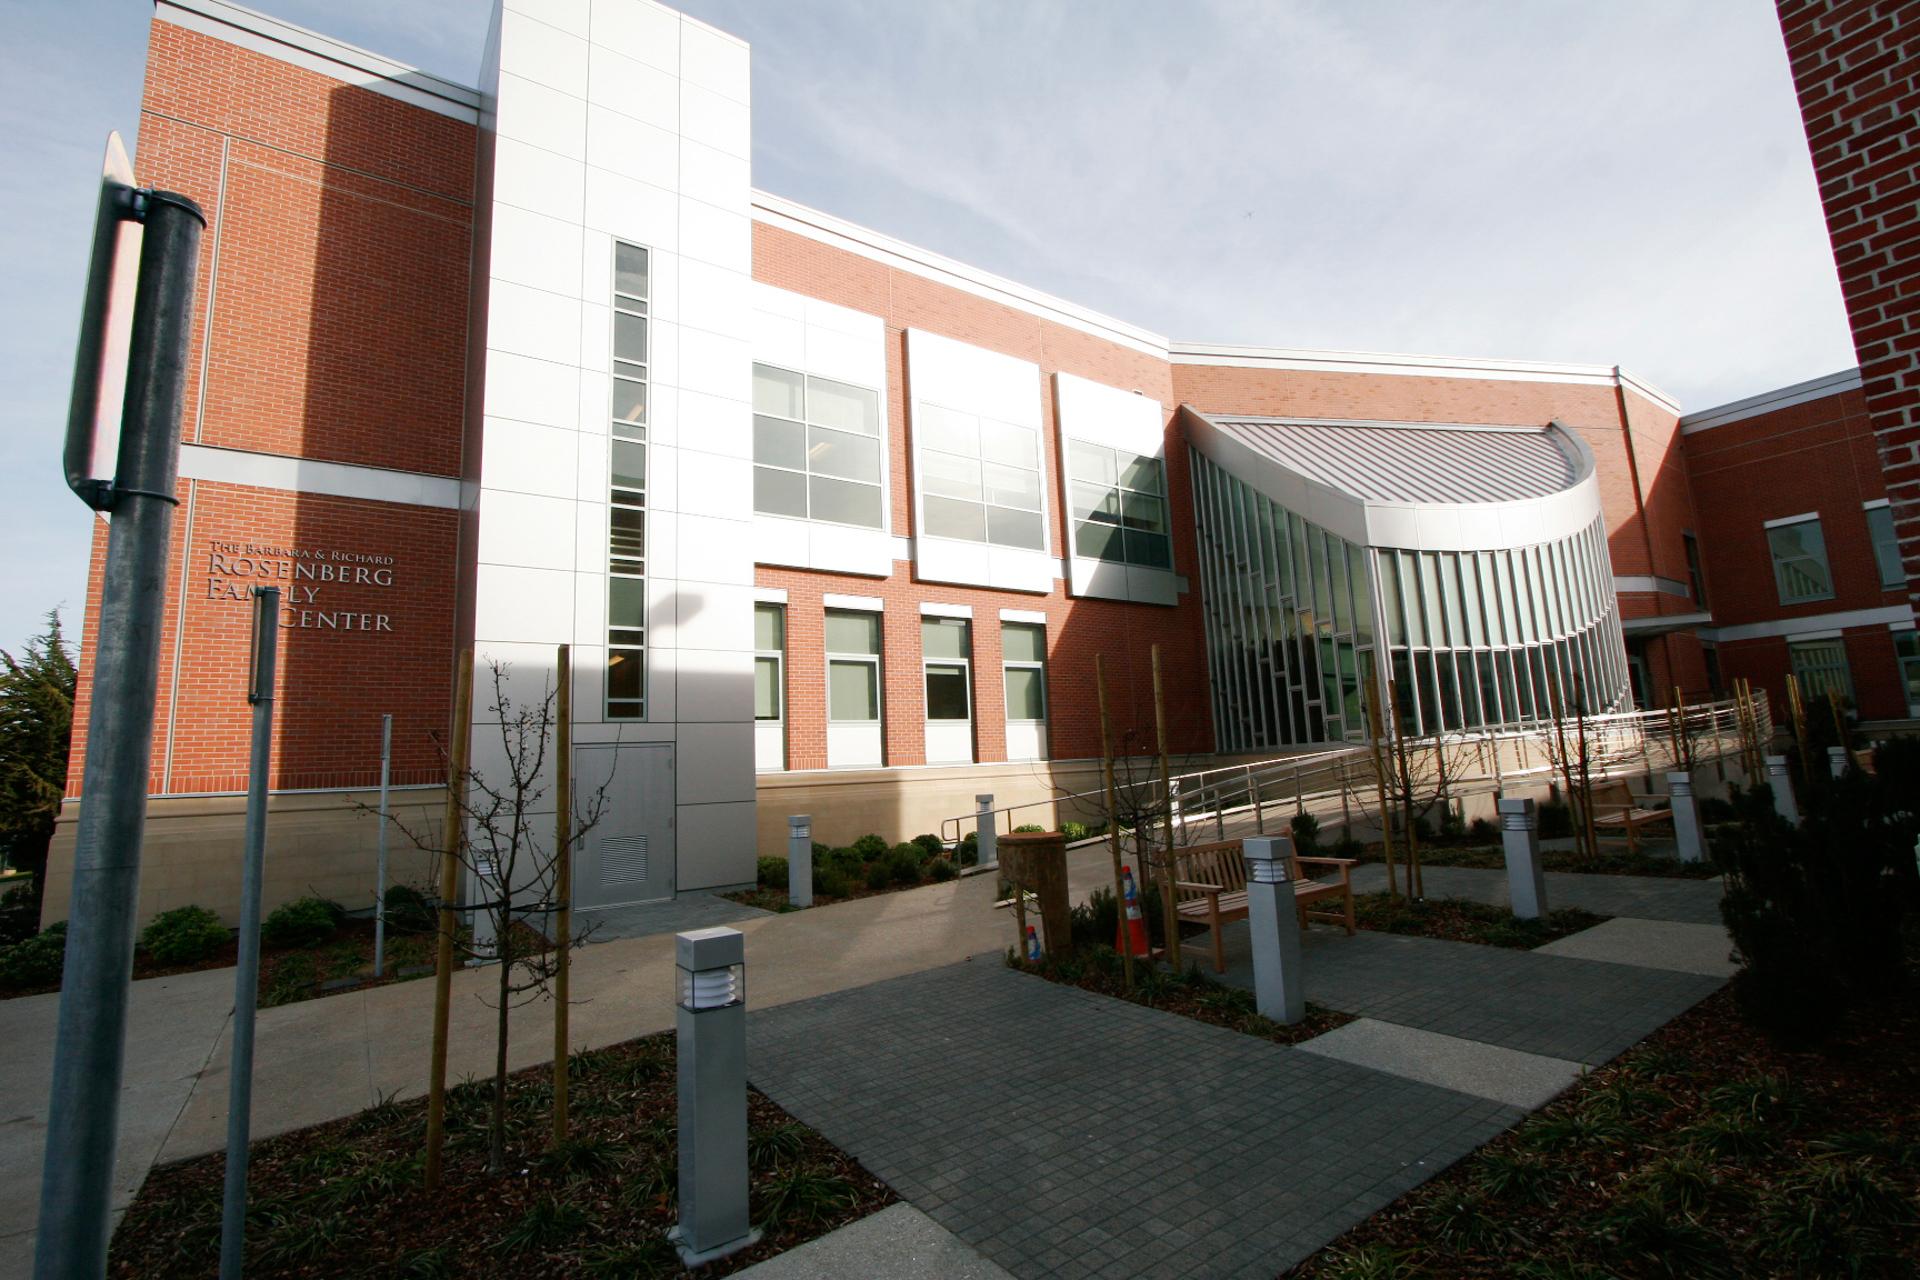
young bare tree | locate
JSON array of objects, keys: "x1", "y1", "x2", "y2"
[{"x1": 379, "y1": 659, "x2": 608, "y2": 1175}]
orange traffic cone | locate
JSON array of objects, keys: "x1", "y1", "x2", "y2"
[{"x1": 1115, "y1": 865, "x2": 1152, "y2": 960}]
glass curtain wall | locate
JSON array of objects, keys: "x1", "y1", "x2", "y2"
[{"x1": 1191, "y1": 448, "x2": 1630, "y2": 748}]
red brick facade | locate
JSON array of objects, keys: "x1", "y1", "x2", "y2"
[{"x1": 1778, "y1": 0, "x2": 1920, "y2": 610}]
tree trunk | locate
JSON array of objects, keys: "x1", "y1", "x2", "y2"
[{"x1": 490, "y1": 891, "x2": 513, "y2": 1175}]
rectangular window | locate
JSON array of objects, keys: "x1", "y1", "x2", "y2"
[
  {"x1": 922, "y1": 618, "x2": 972, "y2": 721},
  {"x1": 1788, "y1": 636, "x2": 1852, "y2": 704},
  {"x1": 752, "y1": 363, "x2": 885, "y2": 528},
  {"x1": 918, "y1": 404, "x2": 1045, "y2": 550},
  {"x1": 1767, "y1": 515, "x2": 1834, "y2": 604},
  {"x1": 1002, "y1": 622, "x2": 1047, "y2": 721},
  {"x1": 1895, "y1": 630, "x2": 1920, "y2": 715},
  {"x1": 1867, "y1": 503, "x2": 1903, "y2": 590},
  {"x1": 826, "y1": 609, "x2": 881, "y2": 722},
  {"x1": 754, "y1": 604, "x2": 784, "y2": 722},
  {"x1": 1682, "y1": 531, "x2": 1708, "y2": 607},
  {"x1": 1066, "y1": 438, "x2": 1167, "y2": 568},
  {"x1": 606, "y1": 242, "x2": 649, "y2": 719}
]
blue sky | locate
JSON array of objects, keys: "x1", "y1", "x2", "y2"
[{"x1": 0, "y1": 0, "x2": 1855, "y2": 655}]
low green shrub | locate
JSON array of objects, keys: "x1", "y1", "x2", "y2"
[
  {"x1": 1467, "y1": 817, "x2": 1499, "y2": 845},
  {"x1": 885, "y1": 848, "x2": 923, "y2": 886},
  {"x1": 927, "y1": 858, "x2": 958, "y2": 883},
  {"x1": 756, "y1": 856, "x2": 787, "y2": 889},
  {"x1": 850, "y1": 833, "x2": 889, "y2": 861},
  {"x1": 815, "y1": 869, "x2": 852, "y2": 898},
  {"x1": 823, "y1": 846, "x2": 863, "y2": 877},
  {"x1": 1438, "y1": 809, "x2": 1467, "y2": 842},
  {"x1": 1070, "y1": 881, "x2": 1166, "y2": 951},
  {"x1": 910, "y1": 833, "x2": 945, "y2": 859},
  {"x1": 863, "y1": 862, "x2": 891, "y2": 892},
  {"x1": 261, "y1": 896, "x2": 345, "y2": 950},
  {"x1": 1331, "y1": 834, "x2": 1364, "y2": 858},
  {"x1": 958, "y1": 831, "x2": 979, "y2": 867},
  {"x1": 890, "y1": 841, "x2": 927, "y2": 866},
  {"x1": 0, "y1": 922, "x2": 66, "y2": 989},
  {"x1": 1290, "y1": 811, "x2": 1321, "y2": 853},
  {"x1": 1012, "y1": 823, "x2": 1045, "y2": 834},
  {"x1": 140, "y1": 905, "x2": 230, "y2": 966},
  {"x1": 382, "y1": 883, "x2": 435, "y2": 934},
  {"x1": 0, "y1": 884, "x2": 39, "y2": 949},
  {"x1": 1538, "y1": 801, "x2": 1574, "y2": 839},
  {"x1": 1061, "y1": 820, "x2": 1089, "y2": 842}
]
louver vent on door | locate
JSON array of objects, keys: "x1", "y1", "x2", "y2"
[{"x1": 603, "y1": 835, "x2": 649, "y2": 884}]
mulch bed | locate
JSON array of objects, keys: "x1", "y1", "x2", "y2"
[
  {"x1": 1350, "y1": 892, "x2": 1607, "y2": 949},
  {"x1": 1366, "y1": 842, "x2": 1721, "y2": 880},
  {"x1": 723, "y1": 871, "x2": 963, "y2": 914},
  {"x1": 1008, "y1": 949, "x2": 1354, "y2": 1047},
  {"x1": 1286, "y1": 974, "x2": 1920, "y2": 1278},
  {"x1": 109, "y1": 1031, "x2": 895, "y2": 1279}
]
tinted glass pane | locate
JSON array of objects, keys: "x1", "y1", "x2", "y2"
[
  {"x1": 925, "y1": 664, "x2": 969, "y2": 720},
  {"x1": 808, "y1": 426, "x2": 881, "y2": 483},
  {"x1": 828, "y1": 659, "x2": 878, "y2": 720},
  {"x1": 982, "y1": 461, "x2": 1040, "y2": 510},
  {"x1": 1119, "y1": 454, "x2": 1162, "y2": 494},
  {"x1": 609, "y1": 507, "x2": 644, "y2": 570},
  {"x1": 753, "y1": 364, "x2": 803, "y2": 418},
  {"x1": 1005, "y1": 665, "x2": 1044, "y2": 720},
  {"x1": 614, "y1": 243, "x2": 648, "y2": 298},
  {"x1": 754, "y1": 604, "x2": 784, "y2": 651},
  {"x1": 1070, "y1": 440, "x2": 1115, "y2": 486},
  {"x1": 922, "y1": 618, "x2": 969, "y2": 659},
  {"x1": 613, "y1": 312, "x2": 647, "y2": 365},
  {"x1": 824, "y1": 609, "x2": 880, "y2": 654},
  {"x1": 922, "y1": 451, "x2": 981, "y2": 501},
  {"x1": 980, "y1": 419, "x2": 1037, "y2": 469},
  {"x1": 754, "y1": 415, "x2": 806, "y2": 469},
  {"x1": 609, "y1": 577, "x2": 646, "y2": 628},
  {"x1": 1868, "y1": 505, "x2": 1902, "y2": 589},
  {"x1": 807, "y1": 376, "x2": 881, "y2": 435},
  {"x1": 754, "y1": 465, "x2": 807, "y2": 518},
  {"x1": 1002, "y1": 622, "x2": 1044, "y2": 663},
  {"x1": 924, "y1": 494, "x2": 986, "y2": 542},
  {"x1": 754, "y1": 655, "x2": 780, "y2": 720},
  {"x1": 808, "y1": 474, "x2": 883, "y2": 527},
  {"x1": 612, "y1": 377, "x2": 646, "y2": 426},
  {"x1": 1073, "y1": 481, "x2": 1120, "y2": 523},
  {"x1": 917, "y1": 404, "x2": 977, "y2": 455},
  {"x1": 611, "y1": 440, "x2": 646, "y2": 491},
  {"x1": 1125, "y1": 530, "x2": 1172, "y2": 569},
  {"x1": 608, "y1": 647, "x2": 643, "y2": 700},
  {"x1": 1077, "y1": 519, "x2": 1124, "y2": 562},
  {"x1": 987, "y1": 505, "x2": 1044, "y2": 550},
  {"x1": 1121, "y1": 490, "x2": 1165, "y2": 533}
]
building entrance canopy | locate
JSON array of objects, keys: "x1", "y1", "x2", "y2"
[{"x1": 1185, "y1": 409, "x2": 1629, "y2": 749}]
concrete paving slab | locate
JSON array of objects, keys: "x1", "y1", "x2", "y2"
[
  {"x1": 1536, "y1": 918, "x2": 1740, "y2": 977},
  {"x1": 733, "y1": 1203, "x2": 1015, "y2": 1279},
  {"x1": 576, "y1": 891, "x2": 775, "y2": 943},
  {"x1": 1294, "y1": 1017, "x2": 1584, "y2": 1110},
  {"x1": 1347, "y1": 862, "x2": 1725, "y2": 924}
]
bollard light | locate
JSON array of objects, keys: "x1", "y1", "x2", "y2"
[
  {"x1": 1497, "y1": 797, "x2": 1547, "y2": 919},
  {"x1": 1666, "y1": 772, "x2": 1705, "y2": 864},
  {"x1": 786, "y1": 814, "x2": 812, "y2": 908},
  {"x1": 1828, "y1": 746, "x2": 1848, "y2": 780},
  {"x1": 670, "y1": 928, "x2": 759, "y2": 1267},
  {"x1": 1765, "y1": 754, "x2": 1799, "y2": 826},
  {"x1": 974, "y1": 793, "x2": 998, "y2": 870},
  {"x1": 1241, "y1": 836, "x2": 1305, "y2": 1024}
]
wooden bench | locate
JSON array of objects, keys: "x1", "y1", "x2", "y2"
[
  {"x1": 1168, "y1": 840, "x2": 1357, "y2": 973},
  {"x1": 1587, "y1": 781, "x2": 1672, "y2": 852}
]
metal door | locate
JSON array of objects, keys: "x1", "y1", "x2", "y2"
[{"x1": 574, "y1": 742, "x2": 675, "y2": 908}]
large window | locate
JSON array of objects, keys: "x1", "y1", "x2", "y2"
[
  {"x1": 1068, "y1": 441, "x2": 1170, "y2": 568},
  {"x1": 1896, "y1": 630, "x2": 1920, "y2": 716},
  {"x1": 916, "y1": 404, "x2": 1045, "y2": 550},
  {"x1": 1766, "y1": 515, "x2": 1834, "y2": 604},
  {"x1": 1683, "y1": 531, "x2": 1708, "y2": 607},
  {"x1": 1002, "y1": 622, "x2": 1046, "y2": 722},
  {"x1": 1867, "y1": 503, "x2": 1903, "y2": 590},
  {"x1": 825, "y1": 610, "x2": 881, "y2": 723},
  {"x1": 753, "y1": 364, "x2": 884, "y2": 528},
  {"x1": 1789, "y1": 636, "x2": 1852, "y2": 704},
  {"x1": 754, "y1": 604, "x2": 784, "y2": 723},
  {"x1": 922, "y1": 618, "x2": 971, "y2": 721},
  {"x1": 606, "y1": 242, "x2": 649, "y2": 719}
]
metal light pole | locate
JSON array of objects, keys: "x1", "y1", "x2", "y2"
[
  {"x1": 374, "y1": 713, "x2": 392, "y2": 977},
  {"x1": 671, "y1": 927, "x2": 759, "y2": 1266},
  {"x1": 220, "y1": 588, "x2": 280, "y2": 1279},
  {"x1": 38, "y1": 136, "x2": 203, "y2": 1280}
]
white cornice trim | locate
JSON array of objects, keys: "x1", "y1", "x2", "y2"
[
  {"x1": 179, "y1": 444, "x2": 461, "y2": 508},
  {"x1": 1615, "y1": 575, "x2": 1692, "y2": 598},
  {"x1": 154, "y1": 0, "x2": 481, "y2": 123},
  {"x1": 1704, "y1": 604, "x2": 1915, "y2": 644},
  {"x1": 1170, "y1": 343, "x2": 1680, "y2": 414},
  {"x1": 1679, "y1": 367, "x2": 1861, "y2": 435},
  {"x1": 749, "y1": 191, "x2": 1170, "y2": 359}
]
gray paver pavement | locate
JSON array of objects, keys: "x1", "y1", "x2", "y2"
[
  {"x1": 1211, "y1": 924, "x2": 1724, "y2": 1064},
  {"x1": 1348, "y1": 861, "x2": 1725, "y2": 924},
  {"x1": 747, "y1": 960, "x2": 1522, "y2": 1280}
]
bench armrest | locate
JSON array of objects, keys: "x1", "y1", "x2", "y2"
[
  {"x1": 1174, "y1": 880, "x2": 1225, "y2": 894},
  {"x1": 1293, "y1": 856, "x2": 1358, "y2": 868}
]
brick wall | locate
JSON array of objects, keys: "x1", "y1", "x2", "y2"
[
  {"x1": 752, "y1": 224, "x2": 1213, "y2": 764},
  {"x1": 64, "y1": 18, "x2": 474, "y2": 800},
  {"x1": 1777, "y1": 0, "x2": 1920, "y2": 611}
]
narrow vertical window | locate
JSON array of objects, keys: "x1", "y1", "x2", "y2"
[
  {"x1": 1866, "y1": 503, "x2": 1902, "y2": 590},
  {"x1": 922, "y1": 618, "x2": 972, "y2": 720},
  {"x1": 1002, "y1": 622, "x2": 1047, "y2": 731},
  {"x1": 754, "y1": 603, "x2": 786, "y2": 772},
  {"x1": 606, "y1": 242, "x2": 649, "y2": 719}
]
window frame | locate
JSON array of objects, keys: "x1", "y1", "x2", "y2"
[
  {"x1": 824, "y1": 608, "x2": 883, "y2": 725},
  {"x1": 1001, "y1": 622, "x2": 1047, "y2": 724},
  {"x1": 1064, "y1": 438, "x2": 1171, "y2": 569},
  {"x1": 1682, "y1": 531, "x2": 1708, "y2": 608},
  {"x1": 606, "y1": 240, "x2": 650, "y2": 721},
  {"x1": 1788, "y1": 635, "x2": 1853, "y2": 705},
  {"x1": 911, "y1": 400, "x2": 1050, "y2": 554},
  {"x1": 1866, "y1": 501, "x2": 1903, "y2": 591},
  {"x1": 752, "y1": 361, "x2": 888, "y2": 530},
  {"x1": 1765, "y1": 514, "x2": 1835, "y2": 605},
  {"x1": 753, "y1": 603, "x2": 785, "y2": 724},
  {"x1": 921, "y1": 617, "x2": 973, "y2": 724}
]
